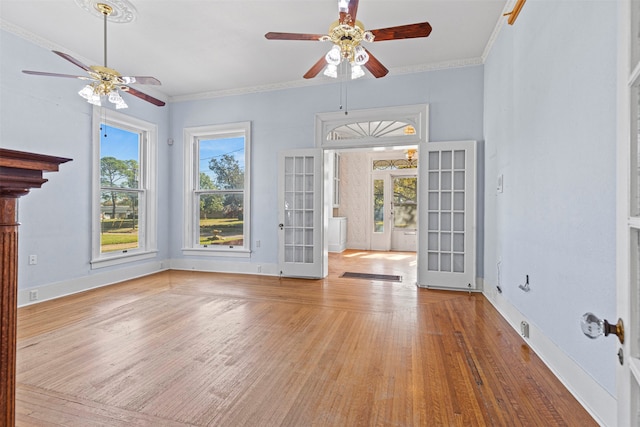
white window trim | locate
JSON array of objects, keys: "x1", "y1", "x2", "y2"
[
  {"x1": 316, "y1": 104, "x2": 428, "y2": 150},
  {"x1": 91, "y1": 108, "x2": 158, "y2": 269},
  {"x1": 182, "y1": 121, "x2": 251, "y2": 257}
]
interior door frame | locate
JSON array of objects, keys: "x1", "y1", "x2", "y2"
[{"x1": 316, "y1": 104, "x2": 428, "y2": 277}]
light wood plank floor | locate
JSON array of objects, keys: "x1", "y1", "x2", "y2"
[{"x1": 16, "y1": 250, "x2": 596, "y2": 426}]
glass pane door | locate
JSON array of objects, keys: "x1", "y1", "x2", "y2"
[
  {"x1": 417, "y1": 141, "x2": 476, "y2": 290},
  {"x1": 278, "y1": 149, "x2": 325, "y2": 278}
]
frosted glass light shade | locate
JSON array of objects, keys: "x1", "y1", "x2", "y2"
[
  {"x1": 324, "y1": 64, "x2": 338, "y2": 78},
  {"x1": 353, "y1": 45, "x2": 369, "y2": 65},
  {"x1": 325, "y1": 45, "x2": 342, "y2": 66},
  {"x1": 351, "y1": 64, "x2": 365, "y2": 79}
]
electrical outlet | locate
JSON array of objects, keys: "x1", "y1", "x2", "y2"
[
  {"x1": 29, "y1": 290, "x2": 38, "y2": 301},
  {"x1": 28, "y1": 254, "x2": 37, "y2": 265},
  {"x1": 257, "y1": 265, "x2": 262, "y2": 273},
  {"x1": 520, "y1": 321, "x2": 529, "y2": 338},
  {"x1": 256, "y1": 240, "x2": 261, "y2": 248}
]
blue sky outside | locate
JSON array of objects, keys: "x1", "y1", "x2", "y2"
[
  {"x1": 100, "y1": 124, "x2": 139, "y2": 187},
  {"x1": 100, "y1": 124, "x2": 139, "y2": 162},
  {"x1": 199, "y1": 136, "x2": 245, "y2": 184}
]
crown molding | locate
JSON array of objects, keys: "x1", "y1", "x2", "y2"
[
  {"x1": 1, "y1": 19, "x2": 74, "y2": 54},
  {"x1": 482, "y1": 0, "x2": 514, "y2": 62},
  {"x1": 169, "y1": 57, "x2": 484, "y2": 103},
  {"x1": 3, "y1": 17, "x2": 486, "y2": 105}
]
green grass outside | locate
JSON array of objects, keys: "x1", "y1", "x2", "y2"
[
  {"x1": 101, "y1": 233, "x2": 138, "y2": 245},
  {"x1": 199, "y1": 218, "x2": 243, "y2": 245}
]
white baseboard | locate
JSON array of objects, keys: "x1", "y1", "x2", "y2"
[
  {"x1": 481, "y1": 279, "x2": 615, "y2": 427},
  {"x1": 18, "y1": 260, "x2": 280, "y2": 307},
  {"x1": 169, "y1": 258, "x2": 280, "y2": 276},
  {"x1": 18, "y1": 261, "x2": 167, "y2": 307}
]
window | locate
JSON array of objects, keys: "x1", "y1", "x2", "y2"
[
  {"x1": 183, "y1": 122, "x2": 251, "y2": 257},
  {"x1": 91, "y1": 108, "x2": 158, "y2": 268}
]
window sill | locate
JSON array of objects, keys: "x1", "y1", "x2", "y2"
[
  {"x1": 182, "y1": 248, "x2": 251, "y2": 258},
  {"x1": 91, "y1": 250, "x2": 158, "y2": 269}
]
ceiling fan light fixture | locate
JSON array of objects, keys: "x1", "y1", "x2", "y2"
[
  {"x1": 338, "y1": 0, "x2": 349, "y2": 13},
  {"x1": 362, "y1": 31, "x2": 375, "y2": 43},
  {"x1": 108, "y1": 90, "x2": 128, "y2": 109},
  {"x1": 79, "y1": 84, "x2": 102, "y2": 106},
  {"x1": 325, "y1": 45, "x2": 342, "y2": 66},
  {"x1": 324, "y1": 64, "x2": 338, "y2": 78},
  {"x1": 351, "y1": 64, "x2": 365, "y2": 79},
  {"x1": 353, "y1": 45, "x2": 369, "y2": 65}
]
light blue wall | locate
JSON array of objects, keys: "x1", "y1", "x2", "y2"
[
  {"x1": 2, "y1": 26, "x2": 485, "y2": 289},
  {"x1": 169, "y1": 65, "x2": 485, "y2": 267},
  {"x1": 483, "y1": 1, "x2": 617, "y2": 394},
  {"x1": 0, "y1": 30, "x2": 171, "y2": 289},
  {"x1": 1, "y1": 0, "x2": 620, "y2": 411}
]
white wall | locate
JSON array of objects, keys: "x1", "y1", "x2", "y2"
[
  {"x1": 338, "y1": 151, "x2": 369, "y2": 250},
  {"x1": 483, "y1": 0, "x2": 617, "y2": 411},
  {"x1": 0, "y1": 30, "x2": 171, "y2": 296}
]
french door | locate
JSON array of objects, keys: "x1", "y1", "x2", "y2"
[
  {"x1": 371, "y1": 171, "x2": 417, "y2": 251},
  {"x1": 417, "y1": 141, "x2": 476, "y2": 290},
  {"x1": 617, "y1": 0, "x2": 640, "y2": 423},
  {"x1": 277, "y1": 149, "x2": 326, "y2": 278}
]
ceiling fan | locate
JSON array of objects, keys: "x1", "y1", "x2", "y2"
[
  {"x1": 22, "y1": 3, "x2": 165, "y2": 108},
  {"x1": 265, "y1": 0, "x2": 432, "y2": 80}
]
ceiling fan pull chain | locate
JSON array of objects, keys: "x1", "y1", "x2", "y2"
[{"x1": 343, "y1": 62, "x2": 349, "y2": 115}]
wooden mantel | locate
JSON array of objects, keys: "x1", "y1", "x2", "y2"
[{"x1": 0, "y1": 148, "x2": 71, "y2": 426}]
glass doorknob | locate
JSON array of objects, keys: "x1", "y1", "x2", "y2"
[{"x1": 581, "y1": 312, "x2": 624, "y2": 344}]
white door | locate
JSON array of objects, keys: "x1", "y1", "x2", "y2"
[
  {"x1": 370, "y1": 172, "x2": 391, "y2": 251},
  {"x1": 617, "y1": 1, "x2": 639, "y2": 423},
  {"x1": 417, "y1": 141, "x2": 476, "y2": 290},
  {"x1": 370, "y1": 171, "x2": 418, "y2": 252},
  {"x1": 390, "y1": 173, "x2": 418, "y2": 251},
  {"x1": 278, "y1": 149, "x2": 326, "y2": 279}
]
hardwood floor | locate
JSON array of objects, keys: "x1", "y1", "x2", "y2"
[{"x1": 15, "y1": 250, "x2": 595, "y2": 426}]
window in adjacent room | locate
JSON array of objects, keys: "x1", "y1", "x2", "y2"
[
  {"x1": 91, "y1": 108, "x2": 158, "y2": 268},
  {"x1": 183, "y1": 122, "x2": 251, "y2": 257}
]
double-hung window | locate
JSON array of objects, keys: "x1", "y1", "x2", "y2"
[
  {"x1": 91, "y1": 108, "x2": 158, "y2": 268},
  {"x1": 183, "y1": 122, "x2": 251, "y2": 257}
]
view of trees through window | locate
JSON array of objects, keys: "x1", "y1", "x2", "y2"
[
  {"x1": 198, "y1": 136, "x2": 245, "y2": 246},
  {"x1": 372, "y1": 157, "x2": 418, "y2": 233},
  {"x1": 100, "y1": 124, "x2": 141, "y2": 253}
]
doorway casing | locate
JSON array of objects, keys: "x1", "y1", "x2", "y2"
[{"x1": 315, "y1": 104, "x2": 428, "y2": 282}]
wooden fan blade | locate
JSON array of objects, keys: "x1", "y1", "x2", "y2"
[
  {"x1": 370, "y1": 22, "x2": 432, "y2": 41},
  {"x1": 363, "y1": 49, "x2": 389, "y2": 78},
  {"x1": 339, "y1": 0, "x2": 360, "y2": 25},
  {"x1": 120, "y1": 86, "x2": 166, "y2": 107},
  {"x1": 265, "y1": 32, "x2": 325, "y2": 41},
  {"x1": 303, "y1": 55, "x2": 328, "y2": 79},
  {"x1": 52, "y1": 50, "x2": 92, "y2": 72},
  {"x1": 124, "y1": 76, "x2": 162, "y2": 85},
  {"x1": 22, "y1": 70, "x2": 91, "y2": 80}
]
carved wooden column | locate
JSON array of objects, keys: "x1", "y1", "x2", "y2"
[{"x1": 0, "y1": 148, "x2": 71, "y2": 426}]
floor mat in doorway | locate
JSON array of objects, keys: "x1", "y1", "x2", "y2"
[{"x1": 340, "y1": 272, "x2": 402, "y2": 282}]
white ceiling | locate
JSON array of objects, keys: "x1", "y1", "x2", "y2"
[{"x1": 1, "y1": 0, "x2": 508, "y2": 103}]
